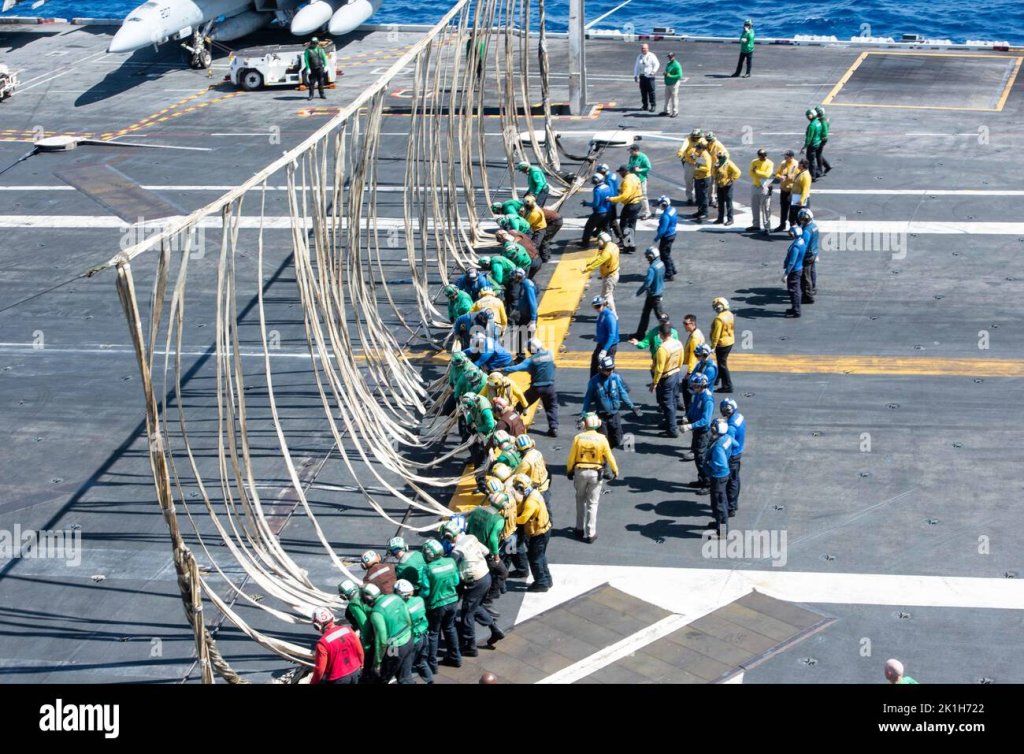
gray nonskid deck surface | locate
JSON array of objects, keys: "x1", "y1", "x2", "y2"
[{"x1": 0, "y1": 24, "x2": 1022, "y2": 683}]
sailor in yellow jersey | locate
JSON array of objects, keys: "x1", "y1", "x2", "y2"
[
  {"x1": 680, "y1": 313, "x2": 706, "y2": 416},
  {"x1": 583, "y1": 232, "x2": 621, "y2": 315},
  {"x1": 609, "y1": 164, "x2": 643, "y2": 254},
  {"x1": 713, "y1": 153, "x2": 742, "y2": 226},
  {"x1": 709, "y1": 297, "x2": 735, "y2": 393},
  {"x1": 789, "y1": 158, "x2": 812, "y2": 230},
  {"x1": 772, "y1": 149, "x2": 800, "y2": 232},
  {"x1": 689, "y1": 143, "x2": 716, "y2": 223},
  {"x1": 566, "y1": 413, "x2": 619, "y2": 544},
  {"x1": 676, "y1": 129, "x2": 706, "y2": 205},
  {"x1": 650, "y1": 323, "x2": 686, "y2": 437},
  {"x1": 747, "y1": 148, "x2": 774, "y2": 234},
  {"x1": 521, "y1": 194, "x2": 547, "y2": 250}
]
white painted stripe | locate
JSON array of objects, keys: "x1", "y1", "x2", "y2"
[
  {"x1": 4, "y1": 215, "x2": 1023, "y2": 235},
  {"x1": 5, "y1": 185, "x2": 1021, "y2": 197},
  {"x1": 811, "y1": 189, "x2": 1024, "y2": 196},
  {"x1": 537, "y1": 614, "x2": 692, "y2": 684},
  {"x1": 0, "y1": 344, "x2": 339, "y2": 359},
  {"x1": 518, "y1": 564, "x2": 1024, "y2": 627}
]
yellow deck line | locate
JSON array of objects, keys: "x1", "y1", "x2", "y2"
[
  {"x1": 447, "y1": 246, "x2": 594, "y2": 513},
  {"x1": 405, "y1": 348, "x2": 1024, "y2": 377},
  {"x1": 821, "y1": 51, "x2": 868, "y2": 106},
  {"x1": 554, "y1": 352, "x2": 1024, "y2": 377},
  {"x1": 996, "y1": 56, "x2": 1024, "y2": 111}
]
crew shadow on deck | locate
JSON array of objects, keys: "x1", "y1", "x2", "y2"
[{"x1": 731, "y1": 286, "x2": 789, "y2": 318}]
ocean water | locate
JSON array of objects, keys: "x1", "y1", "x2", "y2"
[{"x1": 2, "y1": 0, "x2": 1022, "y2": 45}]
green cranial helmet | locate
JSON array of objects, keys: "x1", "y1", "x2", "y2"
[
  {"x1": 337, "y1": 578, "x2": 359, "y2": 600},
  {"x1": 815, "y1": 105, "x2": 826, "y2": 117},
  {"x1": 386, "y1": 536, "x2": 407, "y2": 555},
  {"x1": 423, "y1": 538, "x2": 444, "y2": 561},
  {"x1": 806, "y1": 108, "x2": 816, "y2": 118},
  {"x1": 490, "y1": 202, "x2": 503, "y2": 213}
]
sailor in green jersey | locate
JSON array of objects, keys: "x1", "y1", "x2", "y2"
[
  {"x1": 362, "y1": 583, "x2": 414, "y2": 684},
  {"x1": 731, "y1": 20, "x2": 755, "y2": 77},
  {"x1": 814, "y1": 105, "x2": 832, "y2": 176},
  {"x1": 628, "y1": 312, "x2": 678, "y2": 374},
  {"x1": 387, "y1": 537, "x2": 427, "y2": 594},
  {"x1": 802, "y1": 108, "x2": 824, "y2": 180},
  {"x1": 662, "y1": 51, "x2": 682, "y2": 118},
  {"x1": 302, "y1": 37, "x2": 329, "y2": 100},
  {"x1": 466, "y1": 493, "x2": 508, "y2": 611},
  {"x1": 498, "y1": 213, "x2": 532, "y2": 234},
  {"x1": 461, "y1": 392, "x2": 496, "y2": 467},
  {"x1": 478, "y1": 254, "x2": 515, "y2": 290},
  {"x1": 502, "y1": 240, "x2": 532, "y2": 271},
  {"x1": 421, "y1": 538, "x2": 462, "y2": 670},
  {"x1": 338, "y1": 578, "x2": 373, "y2": 656},
  {"x1": 467, "y1": 496, "x2": 505, "y2": 558},
  {"x1": 627, "y1": 144, "x2": 653, "y2": 219},
  {"x1": 395, "y1": 579, "x2": 432, "y2": 684},
  {"x1": 443, "y1": 285, "x2": 473, "y2": 323},
  {"x1": 515, "y1": 161, "x2": 549, "y2": 207},
  {"x1": 491, "y1": 198, "x2": 524, "y2": 218}
]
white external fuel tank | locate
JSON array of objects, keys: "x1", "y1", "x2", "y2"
[{"x1": 328, "y1": 0, "x2": 381, "y2": 36}]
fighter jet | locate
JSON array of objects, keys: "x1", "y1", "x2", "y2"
[{"x1": 0, "y1": 0, "x2": 381, "y2": 69}]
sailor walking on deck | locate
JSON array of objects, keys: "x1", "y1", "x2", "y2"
[
  {"x1": 589, "y1": 295, "x2": 620, "y2": 377},
  {"x1": 815, "y1": 106, "x2": 833, "y2": 176},
  {"x1": 567, "y1": 413, "x2": 619, "y2": 544},
  {"x1": 583, "y1": 356, "x2": 640, "y2": 450},
  {"x1": 631, "y1": 246, "x2": 666, "y2": 340},
  {"x1": 504, "y1": 337, "x2": 560, "y2": 437},
  {"x1": 609, "y1": 165, "x2": 643, "y2": 253},
  {"x1": 652, "y1": 196, "x2": 678, "y2": 280},
  {"x1": 581, "y1": 173, "x2": 613, "y2": 246},
  {"x1": 584, "y1": 234, "x2": 621, "y2": 315}
]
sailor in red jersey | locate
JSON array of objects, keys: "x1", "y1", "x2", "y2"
[{"x1": 310, "y1": 607, "x2": 364, "y2": 685}]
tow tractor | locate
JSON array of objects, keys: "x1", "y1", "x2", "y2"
[
  {"x1": 229, "y1": 41, "x2": 338, "y2": 92},
  {"x1": 0, "y1": 64, "x2": 19, "y2": 103}
]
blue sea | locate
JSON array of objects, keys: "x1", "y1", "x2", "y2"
[{"x1": 2, "y1": 0, "x2": 1023, "y2": 45}]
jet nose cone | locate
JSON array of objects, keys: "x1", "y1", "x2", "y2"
[
  {"x1": 290, "y1": 1, "x2": 335, "y2": 36},
  {"x1": 108, "y1": 21, "x2": 154, "y2": 53}
]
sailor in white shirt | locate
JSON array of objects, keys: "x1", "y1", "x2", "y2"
[{"x1": 633, "y1": 43, "x2": 660, "y2": 112}]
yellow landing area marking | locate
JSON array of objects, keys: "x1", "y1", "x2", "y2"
[
  {"x1": 822, "y1": 51, "x2": 1023, "y2": 112},
  {"x1": 447, "y1": 246, "x2": 592, "y2": 513},
  {"x1": 98, "y1": 87, "x2": 243, "y2": 141}
]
